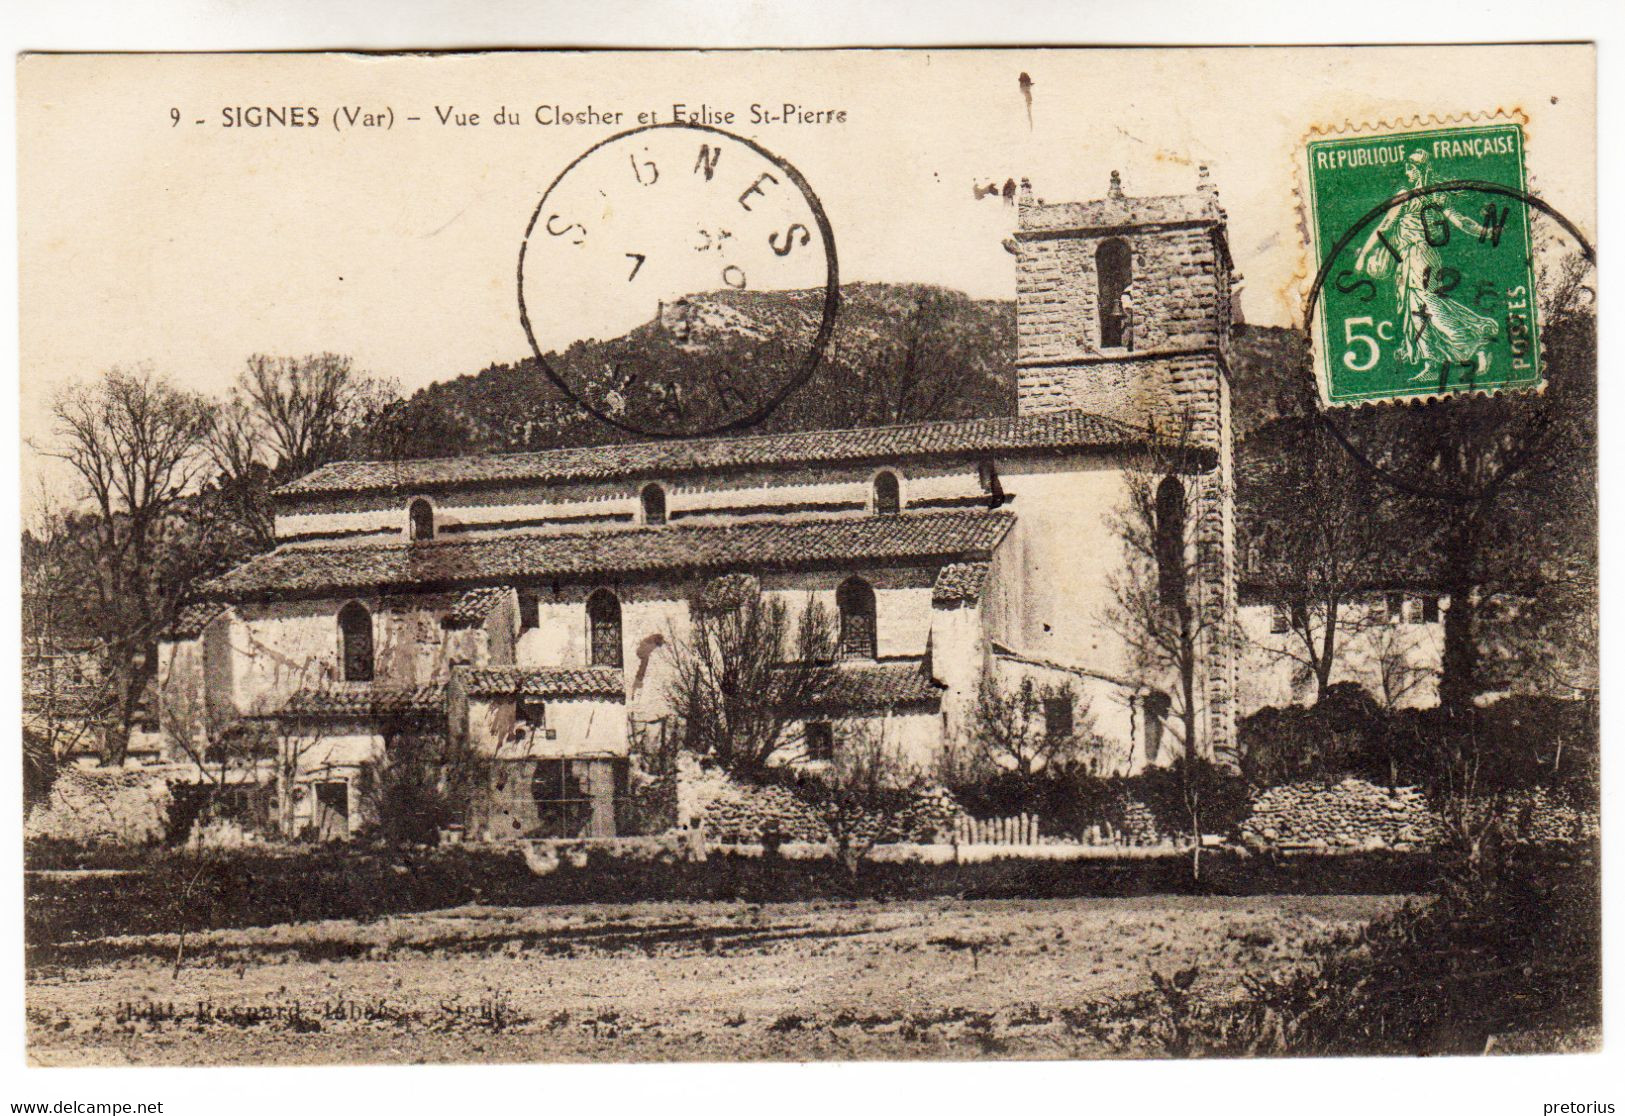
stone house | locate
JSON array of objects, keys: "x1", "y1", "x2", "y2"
[
  {"x1": 158, "y1": 171, "x2": 1242, "y2": 839},
  {"x1": 1237, "y1": 590, "x2": 1446, "y2": 713}
]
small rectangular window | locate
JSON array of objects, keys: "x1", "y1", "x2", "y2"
[
  {"x1": 1043, "y1": 694, "x2": 1074, "y2": 740},
  {"x1": 1421, "y1": 595, "x2": 1441, "y2": 624},
  {"x1": 518, "y1": 700, "x2": 546, "y2": 727},
  {"x1": 805, "y1": 722, "x2": 834, "y2": 762},
  {"x1": 1269, "y1": 604, "x2": 1290, "y2": 634},
  {"x1": 519, "y1": 592, "x2": 539, "y2": 632},
  {"x1": 1387, "y1": 593, "x2": 1404, "y2": 625}
]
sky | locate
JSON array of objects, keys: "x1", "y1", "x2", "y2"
[{"x1": 17, "y1": 46, "x2": 1596, "y2": 498}]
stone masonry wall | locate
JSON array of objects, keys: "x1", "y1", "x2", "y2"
[{"x1": 1237, "y1": 779, "x2": 1439, "y2": 851}]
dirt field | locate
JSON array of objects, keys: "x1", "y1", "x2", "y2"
[{"x1": 27, "y1": 893, "x2": 1413, "y2": 1064}]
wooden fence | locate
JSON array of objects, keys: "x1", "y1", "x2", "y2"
[{"x1": 953, "y1": 813, "x2": 1041, "y2": 846}]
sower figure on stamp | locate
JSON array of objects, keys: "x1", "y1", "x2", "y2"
[{"x1": 1354, "y1": 150, "x2": 1500, "y2": 382}]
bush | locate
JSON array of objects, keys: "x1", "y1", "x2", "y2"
[
  {"x1": 946, "y1": 759, "x2": 1249, "y2": 845},
  {"x1": 947, "y1": 764, "x2": 1113, "y2": 839},
  {"x1": 1239, "y1": 692, "x2": 1598, "y2": 797},
  {"x1": 1239, "y1": 683, "x2": 1385, "y2": 787}
]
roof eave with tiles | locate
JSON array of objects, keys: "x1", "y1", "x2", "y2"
[
  {"x1": 459, "y1": 666, "x2": 626, "y2": 700},
  {"x1": 202, "y1": 509, "x2": 1016, "y2": 602},
  {"x1": 269, "y1": 683, "x2": 448, "y2": 720},
  {"x1": 272, "y1": 408, "x2": 1145, "y2": 502}
]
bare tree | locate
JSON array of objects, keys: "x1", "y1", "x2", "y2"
[
  {"x1": 39, "y1": 368, "x2": 215, "y2": 766},
  {"x1": 1242, "y1": 418, "x2": 1395, "y2": 702},
  {"x1": 664, "y1": 574, "x2": 837, "y2": 778},
  {"x1": 21, "y1": 485, "x2": 102, "y2": 777},
  {"x1": 233, "y1": 353, "x2": 398, "y2": 480},
  {"x1": 792, "y1": 725, "x2": 924, "y2": 875},
  {"x1": 1364, "y1": 622, "x2": 1435, "y2": 790},
  {"x1": 1105, "y1": 412, "x2": 1234, "y2": 877},
  {"x1": 203, "y1": 393, "x2": 277, "y2": 548},
  {"x1": 969, "y1": 675, "x2": 1102, "y2": 778}
]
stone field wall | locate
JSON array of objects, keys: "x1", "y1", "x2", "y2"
[
  {"x1": 1237, "y1": 778, "x2": 1438, "y2": 851},
  {"x1": 24, "y1": 765, "x2": 176, "y2": 845}
]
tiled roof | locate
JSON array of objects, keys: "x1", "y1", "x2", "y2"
[
  {"x1": 203, "y1": 510, "x2": 1015, "y2": 600},
  {"x1": 798, "y1": 661, "x2": 944, "y2": 713},
  {"x1": 169, "y1": 603, "x2": 226, "y2": 640},
  {"x1": 275, "y1": 409, "x2": 1141, "y2": 500},
  {"x1": 460, "y1": 667, "x2": 625, "y2": 700},
  {"x1": 932, "y1": 561, "x2": 991, "y2": 605},
  {"x1": 275, "y1": 684, "x2": 446, "y2": 719},
  {"x1": 446, "y1": 587, "x2": 509, "y2": 629}
]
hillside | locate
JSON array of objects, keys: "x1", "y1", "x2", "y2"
[
  {"x1": 357, "y1": 283, "x2": 1019, "y2": 460},
  {"x1": 355, "y1": 282, "x2": 1304, "y2": 461}
]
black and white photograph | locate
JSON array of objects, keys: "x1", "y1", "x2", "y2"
[{"x1": 11, "y1": 34, "x2": 1606, "y2": 1084}]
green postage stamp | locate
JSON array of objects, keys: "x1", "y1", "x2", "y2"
[{"x1": 1302, "y1": 115, "x2": 1541, "y2": 406}]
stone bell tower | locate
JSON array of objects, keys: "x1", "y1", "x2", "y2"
[
  {"x1": 1011, "y1": 167, "x2": 1235, "y2": 440},
  {"x1": 1011, "y1": 168, "x2": 1240, "y2": 763}
]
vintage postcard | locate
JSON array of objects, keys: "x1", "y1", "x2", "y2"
[{"x1": 17, "y1": 46, "x2": 1598, "y2": 1067}]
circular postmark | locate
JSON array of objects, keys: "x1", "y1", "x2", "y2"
[
  {"x1": 518, "y1": 123, "x2": 839, "y2": 438},
  {"x1": 1303, "y1": 178, "x2": 1595, "y2": 504}
]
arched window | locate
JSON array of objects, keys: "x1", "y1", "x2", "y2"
[
  {"x1": 641, "y1": 483, "x2": 667, "y2": 526},
  {"x1": 338, "y1": 601, "x2": 374, "y2": 682},
  {"x1": 1144, "y1": 691, "x2": 1172, "y2": 765},
  {"x1": 408, "y1": 498, "x2": 434, "y2": 541},
  {"x1": 587, "y1": 589, "x2": 623, "y2": 668},
  {"x1": 836, "y1": 576, "x2": 877, "y2": 660},
  {"x1": 1096, "y1": 238, "x2": 1133, "y2": 349},
  {"x1": 872, "y1": 471, "x2": 900, "y2": 515},
  {"x1": 1155, "y1": 475, "x2": 1187, "y2": 609}
]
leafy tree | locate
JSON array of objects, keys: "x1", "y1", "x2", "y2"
[
  {"x1": 1327, "y1": 256, "x2": 1596, "y2": 716},
  {"x1": 354, "y1": 727, "x2": 492, "y2": 846}
]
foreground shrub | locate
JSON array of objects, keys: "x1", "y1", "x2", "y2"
[{"x1": 1076, "y1": 845, "x2": 1599, "y2": 1057}]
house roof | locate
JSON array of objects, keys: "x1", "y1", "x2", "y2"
[
  {"x1": 446, "y1": 587, "x2": 509, "y2": 629},
  {"x1": 459, "y1": 666, "x2": 626, "y2": 700},
  {"x1": 202, "y1": 510, "x2": 1016, "y2": 601},
  {"x1": 274, "y1": 409, "x2": 1141, "y2": 501},
  {"x1": 800, "y1": 660, "x2": 944, "y2": 713},
  {"x1": 169, "y1": 603, "x2": 226, "y2": 640},
  {"x1": 932, "y1": 561, "x2": 991, "y2": 606},
  {"x1": 275, "y1": 683, "x2": 447, "y2": 720}
]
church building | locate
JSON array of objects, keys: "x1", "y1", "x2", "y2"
[{"x1": 158, "y1": 170, "x2": 1241, "y2": 840}]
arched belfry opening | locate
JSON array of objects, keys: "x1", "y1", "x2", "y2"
[{"x1": 1096, "y1": 238, "x2": 1133, "y2": 349}]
